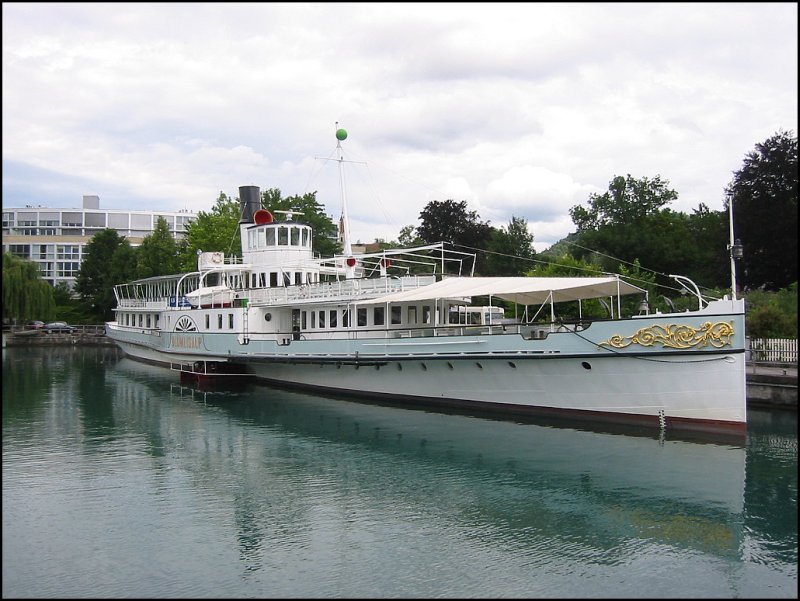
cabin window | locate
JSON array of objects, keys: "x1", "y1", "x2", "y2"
[
  {"x1": 291, "y1": 228, "x2": 300, "y2": 246},
  {"x1": 391, "y1": 306, "x2": 402, "y2": 325},
  {"x1": 422, "y1": 306, "x2": 431, "y2": 324},
  {"x1": 302, "y1": 229, "x2": 310, "y2": 247},
  {"x1": 146, "y1": 315, "x2": 151, "y2": 328},
  {"x1": 138, "y1": 314, "x2": 143, "y2": 327},
  {"x1": 301, "y1": 311, "x2": 307, "y2": 329},
  {"x1": 257, "y1": 228, "x2": 266, "y2": 248},
  {"x1": 329, "y1": 310, "x2": 337, "y2": 328},
  {"x1": 278, "y1": 227, "x2": 289, "y2": 245},
  {"x1": 205, "y1": 314, "x2": 210, "y2": 329},
  {"x1": 342, "y1": 308, "x2": 350, "y2": 328},
  {"x1": 408, "y1": 306, "x2": 417, "y2": 325},
  {"x1": 374, "y1": 306, "x2": 385, "y2": 326},
  {"x1": 310, "y1": 311, "x2": 316, "y2": 328},
  {"x1": 295, "y1": 272, "x2": 302, "y2": 284},
  {"x1": 270, "y1": 273, "x2": 278, "y2": 287},
  {"x1": 319, "y1": 311, "x2": 326, "y2": 328},
  {"x1": 265, "y1": 228, "x2": 275, "y2": 246},
  {"x1": 228, "y1": 314, "x2": 234, "y2": 329},
  {"x1": 357, "y1": 308, "x2": 367, "y2": 327},
  {"x1": 154, "y1": 315, "x2": 159, "y2": 329},
  {"x1": 251, "y1": 274, "x2": 257, "y2": 288},
  {"x1": 218, "y1": 314, "x2": 223, "y2": 329}
]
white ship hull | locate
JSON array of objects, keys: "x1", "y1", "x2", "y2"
[{"x1": 106, "y1": 301, "x2": 747, "y2": 436}]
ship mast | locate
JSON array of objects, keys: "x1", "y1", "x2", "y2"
[
  {"x1": 727, "y1": 190, "x2": 743, "y2": 301},
  {"x1": 335, "y1": 123, "x2": 356, "y2": 278}
]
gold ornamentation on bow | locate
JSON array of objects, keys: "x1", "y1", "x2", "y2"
[{"x1": 599, "y1": 321, "x2": 734, "y2": 350}]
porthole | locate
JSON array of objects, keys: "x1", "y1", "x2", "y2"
[
  {"x1": 581, "y1": 361, "x2": 592, "y2": 370},
  {"x1": 264, "y1": 313, "x2": 272, "y2": 322}
]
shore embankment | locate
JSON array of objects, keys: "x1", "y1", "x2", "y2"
[
  {"x1": 3, "y1": 328, "x2": 796, "y2": 409},
  {"x1": 746, "y1": 363, "x2": 798, "y2": 409}
]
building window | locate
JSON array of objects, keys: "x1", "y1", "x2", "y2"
[
  {"x1": 62, "y1": 212, "x2": 83, "y2": 227},
  {"x1": 85, "y1": 212, "x2": 106, "y2": 227},
  {"x1": 107, "y1": 213, "x2": 129, "y2": 229},
  {"x1": 9, "y1": 245, "x2": 30, "y2": 258},
  {"x1": 57, "y1": 245, "x2": 80, "y2": 260}
]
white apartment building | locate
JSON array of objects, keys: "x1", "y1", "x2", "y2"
[{"x1": 2, "y1": 194, "x2": 195, "y2": 289}]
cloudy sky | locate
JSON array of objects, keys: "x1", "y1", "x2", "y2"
[{"x1": 3, "y1": 3, "x2": 797, "y2": 251}]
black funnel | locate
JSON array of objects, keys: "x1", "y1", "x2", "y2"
[{"x1": 239, "y1": 185, "x2": 261, "y2": 223}]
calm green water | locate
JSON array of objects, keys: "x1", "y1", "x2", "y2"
[{"x1": 2, "y1": 346, "x2": 797, "y2": 598}]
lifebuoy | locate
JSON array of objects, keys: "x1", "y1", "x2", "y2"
[{"x1": 211, "y1": 252, "x2": 223, "y2": 264}]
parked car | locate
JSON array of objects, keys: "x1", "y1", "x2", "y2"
[
  {"x1": 44, "y1": 321, "x2": 75, "y2": 333},
  {"x1": 25, "y1": 320, "x2": 45, "y2": 330}
]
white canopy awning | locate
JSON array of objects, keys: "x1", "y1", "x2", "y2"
[{"x1": 353, "y1": 276, "x2": 646, "y2": 306}]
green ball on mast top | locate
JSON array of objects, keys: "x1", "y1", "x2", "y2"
[{"x1": 336, "y1": 127, "x2": 348, "y2": 141}]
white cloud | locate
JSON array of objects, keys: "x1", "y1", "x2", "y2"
[{"x1": 2, "y1": 2, "x2": 797, "y2": 253}]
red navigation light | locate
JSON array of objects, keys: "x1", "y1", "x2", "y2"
[{"x1": 254, "y1": 209, "x2": 273, "y2": 224}]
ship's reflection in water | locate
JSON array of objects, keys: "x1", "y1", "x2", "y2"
[{"x1": 2, "y1": 348, "x2": 796, "y2": 598}]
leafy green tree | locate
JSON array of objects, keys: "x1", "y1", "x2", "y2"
[
  {"x1": 75, "y1": 229, "x2": 137, "y2": 322},
  {"x1": 744, "y1": 282, "x2": 798, "y2": 337},
  {"x1": 136, "y1": 216, "x2": 181, "y2": 278},
  {"x1": 527, "y1": 253, "x2": 605, "y2": 278},
  {"x1": 570, "y1": 174, "x2": 678, "y2": 230},
  {"x1": 2, "y1": 253, "x2": 55, "y2": 324},
  {"x1": 180, "y1": 192, "x2": 242, "y2": 270},
  {"x1": 417, "y1": 199, "x2": 493, "y2": 273},
  {"x1": 566, "y1": 174, "x2": 731, "y2": 288},
  {"x1": 569, "y1": 175, "x2": 680, "y2": 278},
  {"x1": 261, "y1": 188, "x2": 341, "y2": 257},
  {"x1": 484, "y1": 216, "x2": 536, "y2": 276},
  {"x1": 397, "y1": 225, "x2": 423, "y2": 248},
  {"x1": 685, "y1": 203, "x2": 730, "y2": 289},
  {"x1": 727, "y1": 130, "x2": 798, "y2": 291}
]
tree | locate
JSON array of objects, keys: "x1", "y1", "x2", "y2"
[
  {"x1": 136, "y1": 216, "x2": 181, "y2": 278},
  {"x1": 180, "y1": 192, "x2": 242, "y2": 270},
  {"x1": 570, "y1": 174, "x2": 678, "y2": 231},
  {"x1": 685, "y1": 204, "x2": 729, "y2": 289},
  {"x1": 417, "y1": 199, "x2": 494, "y2": 273},
  {"x1": 397, "y1": 225, "x2": 423, "y2": 248},
  {"x1": 75, "y1": 229, "x2": 137, "y2": 322},
  {"x1": 566, "y1": 174, "x2": 731, "y2": 287},
  {"x1": 727, "y1": 130, "x2": 798, "y2": 291},
  {"x1": 2, "y1": 253, "x2": 55, "y2": 324},
  {"x1": 484, "y1": 216, "x2": 536, "y2": 276}
]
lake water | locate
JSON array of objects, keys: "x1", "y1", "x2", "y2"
[{"x1": 2, "y1": 346, "x2": 797, "y2": 598}]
